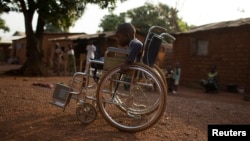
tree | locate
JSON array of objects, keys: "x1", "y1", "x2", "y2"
[
  {"x1": 0, "y1": 16, "x2": 9, "y2": 33},
  {"x1": 0, "y1": 1, "x2": 10, "y2": 34},
  {"x1": 1, "y1": 0, "x2": 125, "y2": 76},
  {"x1": 127, "y1": 3, "x2": 188, "y2": 34},
  {"x1": 99, "y1": 3, "x2": 190, "y2": 35},
  {"x1": 44, "y1": 23, "x2": 64, "y2": 33},
  {"x1": 99, "y1": 12, "x2": 126, "y2": 32}
]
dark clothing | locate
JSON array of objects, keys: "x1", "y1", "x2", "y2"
[
  {"x1": 91, "y1": 57, "x2": 104, "y2": 83},
  {"x1": 68, "y1": 54, "x2": 76, "y2": 73},
  {"x1": 166, "y1": 68, "x2": 174, "y2": 92},
  {"x1": 127, "y1": 39, "x2": 143, "y2": 62}
]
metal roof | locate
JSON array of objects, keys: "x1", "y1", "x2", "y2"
[
  {"x1": 183, "y1": 17, "x2": 250, "y2": 34},
  {"x1": 0, "y1": 36, "x2": 26, "y2": 44},
  {"x1": 49, "y1": 31, "x2": 115, "y2": 41}
]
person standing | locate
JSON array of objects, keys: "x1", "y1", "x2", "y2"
[
  {"x1": 172, "y1": 62, "x2": 181, "y2": 94},
  {"x1": 67, "y1": 44, "x2": 76, "y2": 74},
  {"x1": 166, "y1": 64, "x2": 174, "y2": 92},
  {"x1": 53, "y1": 43, "x2": 63, "y2": 75},
  {"x1": 79, "y1": 53, "x2": 86, "y2": 72},
  {"x1": 61, "y1": 46, "x2": 69, "y2": 75},
  {"x1": 85, "y1": 40, "x2": 96, "y2": 72}
]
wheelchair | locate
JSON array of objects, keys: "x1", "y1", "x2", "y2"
[{"x1": 49, "y1": 26, "x2": 176, "y2": 132}]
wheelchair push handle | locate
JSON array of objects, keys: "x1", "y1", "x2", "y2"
[
  {"x1": 160, "y1": 33, "x2": 176, "y2": 41},
  {"x1": 148, "y1": 26, "x2": 176, "y2": 41}
]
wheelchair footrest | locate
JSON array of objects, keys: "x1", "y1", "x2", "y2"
[
  {"x1": 49, "y1": 83, "x2": 73, "y2": 111},
  {"x1": 49, "y1": 100, "x2": 65, "y2": 108}
]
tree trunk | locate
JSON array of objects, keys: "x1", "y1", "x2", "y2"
[
  {"x1": 19, "y1": 9, "x2": 47, "y2": 76},
  {"x1": 20, "y1": 35, "x2": 47, "y2": 76}
]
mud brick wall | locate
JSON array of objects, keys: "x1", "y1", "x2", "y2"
[{"x1": 171, "y1": 25, "x2": 250, "y2": 93}]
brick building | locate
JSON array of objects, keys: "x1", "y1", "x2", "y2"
[
  {"x1": 12, "y1": 32, "x2": 85, "y2": 66},
  {"x1": 0, "y1": 31, "x2": 25, "y2": 64},
  {"x1": 50, "y1": 31, "x2": 146, "y2": 71},
  {"x1": 171, "y1": 18, "x2": 250, "y2": 93}
]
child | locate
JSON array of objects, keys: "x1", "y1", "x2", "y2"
[
  {"x1": 166, "y1": 65, "x2": 174, "y2": 92},
  {"x1": 115, "y1": 23, "x2": 143, "y2": 70},
  {"x1": 172, "y1": 62, "x2": 181, "y2": 94}
]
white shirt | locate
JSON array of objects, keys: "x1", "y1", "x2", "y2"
[
  {"x1": 67, "y1": 49, "x2": 74, "y2": 55},
  {"x1": 86, "y1": 44, "x2": 96, "y2": 61}
]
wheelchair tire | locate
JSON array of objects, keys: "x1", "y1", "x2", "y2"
[{"x1": 96, "y1": 63, "x2": 167, "y2": 132}]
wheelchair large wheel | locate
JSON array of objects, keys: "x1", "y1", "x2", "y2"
[
  {"x1": 96, "y1": 63, "x2": 167, "y2": 132},
  {"x1": 153, "y1": 64, "x2": 167, "y2": 85}
]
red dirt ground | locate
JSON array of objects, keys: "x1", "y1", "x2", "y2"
[{"x1": 0, "y1": 74, "x2": 250, "y2": 141}]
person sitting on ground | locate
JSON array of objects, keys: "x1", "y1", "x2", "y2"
[{"x1": 200, "y1": 65, "x2": 219, "y2": 93}]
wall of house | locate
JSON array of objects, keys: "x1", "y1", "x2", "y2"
[
  {"x1": 12, "y1": 33, "x2": 83, "y2": 67},
  {"x1": 0, "y1": 43, "x2": 12, "y2": 64},
  {"x1": 11, "y1": 31, "x2": 172, "y2": 76},
  {"x1": 72, "y1": 37, "x2": 115, "y2": 72},
  {"x1": 12, "y1": 38, "x2": 26, "y2": 64},
  {"x1": 172, "y1": 25, "x2": 250, "y2": 93}
]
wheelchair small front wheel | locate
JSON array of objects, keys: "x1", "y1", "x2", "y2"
[{"x1": 76, "y1": 103, "x2": 97, "y2": 124}]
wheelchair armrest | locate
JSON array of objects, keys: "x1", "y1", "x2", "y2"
[
  {"x1": 89, "y1": 59, "x2": 104, "y2": 65},
  {"x1": 106, "y1": 47, "x2": 130, "y2": 55},
  {"x1": 73, "y1": 72, "x2": 86, "y2": 77},
  {"x1": 103, "y1": 47, "x2": 129, "y2": 70}
]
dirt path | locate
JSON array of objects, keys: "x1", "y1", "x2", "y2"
[{"x1": 0, "y1": 76, "x2": 250, "y2": 141}]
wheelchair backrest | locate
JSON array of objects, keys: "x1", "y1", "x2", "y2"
[{"x1": 142, "y1": 33, "x2": 162, "y2": 67}]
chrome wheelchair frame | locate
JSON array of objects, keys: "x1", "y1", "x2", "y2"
[{"x1": 49, "y1": 26, "x2": 175, "y2": 132}]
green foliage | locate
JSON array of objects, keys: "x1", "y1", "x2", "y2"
[
  {"x1": 0, "y1": 16, "x2": 9, "y2": 32},
  {"x1": 1, "y1": 0, "x2": 126, "y2": 32},
  {"x1": 0, "y1": 0, "x2": 126, "y2": 76},
  {"x1": 99, "y1": 13, "x2": 126, "y2": 32},
  {"x1": 99, "y1": 2, "x2": 190, "y2": 35},
  {"x1": 178, "y1": 19, "x2": 189, "y2": 32},
  {"x1": 44, "y1": 23, "x2": 64, "y2": 33},
  {"x1": 84, "y1": 0, "x2": 126, "y2": 10},
  {"x1": 0, "y1": 0, "x2": 10, "y2": 32},
  {"x1": 128, "y1": 3, "x2": 187, "y2": 34},
  {"x1": 0, "y1": 0, "x2": 9, "y2": 13},
  {"x1": 40, "y1": 0, "x2": 86, "y2": 32}
]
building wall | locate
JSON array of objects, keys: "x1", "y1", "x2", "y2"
[
  {"x1": 12, "y1": 38, "x2": 26, "y2": 64},
  {"x1": 12, "y1": 33, "x2": 83, "y2": 66},
  {"x1": 11, "y1": 31, "x2": 172, "y2": 75},
  {"x1": 172, "y1": 25, "x2": 250, "y2": 93},
  {"x1": 0, "y1": 43, "x2": 12, "y2": 64}
]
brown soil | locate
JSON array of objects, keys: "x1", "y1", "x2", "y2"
[{"x1": 0, "y1": 75, "x2": 250, "y2": 141}]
